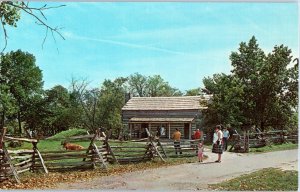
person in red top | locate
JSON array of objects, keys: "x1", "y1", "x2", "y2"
[{"x1": 194, "y1": 129, "x2": 201, "y2": 139}]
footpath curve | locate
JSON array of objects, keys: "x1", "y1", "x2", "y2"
[{"x1": 55, "y1": 149, "x2": 298, "y2": 190}]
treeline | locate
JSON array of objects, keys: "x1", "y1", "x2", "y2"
[
  {"x1": 0, "y1": 36, "x2": 298, "y2": 138},
  {"x1": 0, "y1": 50, "x2": 200, "y2": 137}
]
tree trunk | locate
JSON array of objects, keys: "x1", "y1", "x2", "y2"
[
  {"x1": 0, "y1": 111, "x2": 5, "y2": 129},
  {"x1": 18, "y1": 110, "x2": 22, "y2": 135}
]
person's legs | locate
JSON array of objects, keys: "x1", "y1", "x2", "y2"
[
  {"x1": 178, "y1": 142, "x2": 182, "y2": 154},
  {"x1": 218, "y1": 154, "x2": 221, "y2": 162},
  {"x1": 174, "y1": 141, "x2": 177, "y2": 154},
  {"x1": 224, "y1": 138, "x2": 228, "y2": 151}
]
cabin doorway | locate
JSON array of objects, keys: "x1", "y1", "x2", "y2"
[
  {"x1": 184, "y1": 123, "x2": 190, "y2": 139},
  {"x1": 141, "y1": 123, "x2": 148, "y2": 138}
]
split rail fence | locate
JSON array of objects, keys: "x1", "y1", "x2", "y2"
[{"x1": 229, "y1": 129, "x2": 298, "y2": 152}]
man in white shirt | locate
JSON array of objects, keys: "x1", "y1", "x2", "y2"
[{"x1": 222, "y1": 126, "x2": 230, "y2": 151}]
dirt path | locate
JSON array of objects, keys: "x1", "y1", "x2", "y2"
[{"x1": 55, "y1": 149, "x2": 298, "y2": 190}]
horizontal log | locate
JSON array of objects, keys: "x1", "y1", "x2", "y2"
[
  {"x1": 116, "y1": 156, "x2": 149, "y2": 160},
  {"x1": 41, "y1": 149, "x2": 87, "y2": 154},
  {"x1": 111, "y1": 150, "x2": 147, "y2": 153},
  {"x1": 109, "y1": 138, "x2": 148, "y2": 143},
  {"x1": 0, "y1": 163, "x2": 10, "y2": 168},
  {"x1": 115, "y1": 159, "x2": 151, "y2": 163},
  {"x1": 110, "y1": 146, "x2": 146, "y2": 149},
  {"x1": 43, "y1": 161, "x2": 94, "y2": 167},
  {"x1": 4, "y1": 136, "x2": 38, "y2": 143},
  {"x1": 42, "y1": 153, "x2": 90, "y2": 158},
  {"x1": 15, "y1": 158, "x2": 32, "y2": 166},
  {"x1": 17, "y1": 168, "x2": 30, "y2": 174},
  {"x1": 162, "y1": 147, "x2": 197, "y2": 151},
  {"x1": 287, "y1": 135, "x2": 298, "y2": 138},
  {"x1": 40, "y1": 166, "x2": 95, "y2": 172},
  {"x1": 167, "y1": 154, "x2": 196, "y2": 158},
  {"x1": 7, "y1": 149, "x2": 34, "y2": 154},
  {"x1": 113, "y1": 153, "x2": 147, "y2": 157},
  {"x1": 41, "y1": 156, "x2": 92, "y2": 161},
  {"x1": 16, "y1": 163, "x2": 33, "y2": 171},
  {"x1": 11, "y1": 155, "x2": 32, "y2": 160}
]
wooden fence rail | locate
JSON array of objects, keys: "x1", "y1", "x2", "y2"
[{"x1": 229, "y1": 130, "x2": 298, "y2": 152}]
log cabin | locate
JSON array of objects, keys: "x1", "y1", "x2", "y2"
[{"x1": 122, "y1": 96, "x2": 209, "y2": 139}]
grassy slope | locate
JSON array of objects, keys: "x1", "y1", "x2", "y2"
[{"x1": 209, "y1": 168, "x2": 298, "y2": 191}]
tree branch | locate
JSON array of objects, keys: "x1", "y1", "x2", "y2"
[
  {"x1": 0, "y1": 18, "x2": 8, "y2": 53},
  {"x1": 1, "y1": 2, "x2": 65, "y2": 52}
]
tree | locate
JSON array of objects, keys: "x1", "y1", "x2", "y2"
[
  {"x1": 185, "y1": 88, "x2": 202, "y2": 96},
  {"x1": 146, "y1": 75, "x2": 182, "y2": 97},
  {"x1": 43, "y1": 85, "x2": 79, "y2": 135},
  {"x1": 230, "y1": 36, "x2": 297, "y2": 131},
  {"x1": 203, "y1": 36, "x2": 298, "y2": 132},
  {"x1": 98, "y1": 77, "x2": 127, "y2": 137},
  {"x1": 128, "y1": 73, "x2": 182, "y2": 97},
  {"x1": 202, "y1": 74, "x2": 244, "y2": 129},
  {"x1": 0, "y1": 83, "x2": 16, "y2": 129},
  {"x1": 0, "y1": 50, "x2": 43, "y2": 134},
  {"x1": 69, "y1": 78, "x2": 99, "y2": 132},
  {"x1": 0, "y1": 1, "x2": 65, "y2": 51},
  {"x1": 128, "y1": 73, "x2": 147, "y2": 97}
]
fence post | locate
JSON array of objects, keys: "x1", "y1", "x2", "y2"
[
  {"x1": 103, "y1": 132, "x2": 118, "y2": 164},
  {"x1": 0, "y1": 127, "x2": 7, "y2": 149}
]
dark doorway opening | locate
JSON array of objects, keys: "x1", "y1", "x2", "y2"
[{"x1": 184, "y1": 123, "x2": 190, "y2": 139}]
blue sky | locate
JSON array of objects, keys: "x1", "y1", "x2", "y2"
[{"x1": 2, "y1": 2, "x2": 299, "y2": 92}]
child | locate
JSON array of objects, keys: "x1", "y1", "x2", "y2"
[{"x1": 198, "y1": 142, "x2": 204, "y2": 162}]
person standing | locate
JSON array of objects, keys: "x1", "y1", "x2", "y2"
[
  {"x1": 194, "y1": 129, "x2": 201, "y2": 140},
  {"x1": 172, "y1": 128, "x2": 182, "y2": 155},
  {"x1": 222, "y1": 126, "x2": 230, "y2": 151},
  {"x1": 197, "y1": 142, "x2": 204, "y2": 162},
  {"x1": 212, "y1": 125, "x2": 223, "y2": 162}
]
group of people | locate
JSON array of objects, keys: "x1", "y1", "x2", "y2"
[{"x1": 171, "y1": 125, "x2": 231, "y2": 163}]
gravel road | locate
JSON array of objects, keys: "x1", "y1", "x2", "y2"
[{"x1": 55, "y1": 149, "x2": 298, "y2": 191}]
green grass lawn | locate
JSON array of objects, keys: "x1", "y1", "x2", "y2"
[
  {"x1": 250, "y1": 142, "x2": 298, "y2": 153},
  {"x1": 209, "y1": 168, "x2": 298, "y2": 191}
]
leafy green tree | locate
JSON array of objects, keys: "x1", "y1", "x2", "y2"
[
  {"x1": 203, "y1": 36, "x2": 298, "y2": 132},
  {"x1": 43, "y1": 85, "x2": 80, "y2": 135},
  {"x1": 0, "y1": 50, "x2": 43, "y2": 134},
  {"x1": 185, "y1": 88, "x2": 202, "y2": 96},
  {"x1": 146, "y1": 75, "x2": 182, "y2": 97},
  {"x1": 202, "y1": 74, "x2": 244, "y2": 129},
  {"x1": 0, "y1": 84, "x2": 16, "y2": 129},
  {"x1": 98, "y1": 77, "x2": 127, "y2": 138},
  {"x1": 128, "y1": 73, "x2": 182, "y2": 97},
  {"x1": 230, "y1": 36, "x2": 297, "y2": 131},
  {"x1": 128, "y1": 73, "x2": 147, "y2": 97}
]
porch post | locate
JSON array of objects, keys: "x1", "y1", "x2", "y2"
[
  {"x1": 189, "y1": 123, "x2": 192, "y2": 140},
  {"x1": 129, "y1": 123, "x2": 132, "y2": 139},
  {"x1": 168, "y1": 123, "x2": 171, "y2": 139}
]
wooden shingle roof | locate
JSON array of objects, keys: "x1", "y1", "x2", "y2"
[{"x1": 122, "y1": 96, "x2": 207, "y2": 111}]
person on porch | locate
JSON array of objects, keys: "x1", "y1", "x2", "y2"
[{"x1": 172, "y1": 128, "x2": 182, "y2": 155}]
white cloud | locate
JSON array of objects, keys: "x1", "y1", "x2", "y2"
[{"x1": 63, "y1": 31, "x2": 189, "y2": 55}]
